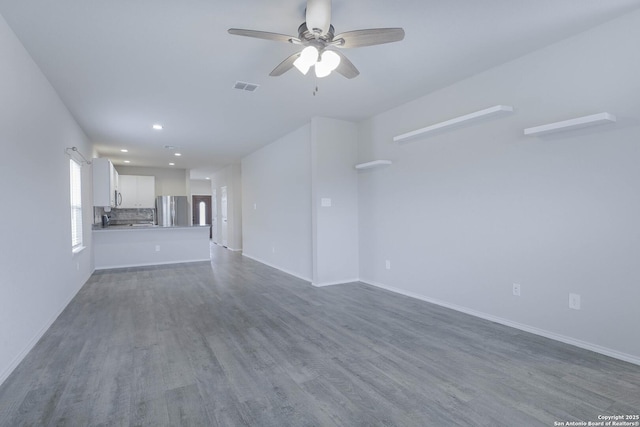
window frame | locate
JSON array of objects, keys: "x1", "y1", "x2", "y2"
[{"x1": 70, "y1": 158, "x2": 84, "y2": 253}]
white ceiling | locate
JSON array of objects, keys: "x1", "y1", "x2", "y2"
[{"x1": 1, "y1": 0, "x2": 639, "y2": 179}]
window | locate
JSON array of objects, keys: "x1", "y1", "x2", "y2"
[
  {"x1": 70, "y1": 159, "x2": 83, "y2": 250},
  {"x1": 199, "y1": 201, "x2": 206, "y2": 226}
]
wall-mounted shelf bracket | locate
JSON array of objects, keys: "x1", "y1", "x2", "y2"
[
  {"x1": 524, "y1": 112, "x2": 616, "y2": 136},
  {"x1": 355, "y1": 160, "x2": 392, "y2": 170},
  {"x1": 393, "y1": 105, "x2": 514, "y2": 143}
]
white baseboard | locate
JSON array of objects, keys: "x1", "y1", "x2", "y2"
[
  {"x1": 211, "y1": 241, "x2": 241, "y2": 252},
  {"x1": 0, "y1": 277, "x2": 87, "y2": 386},
  {"x1": 241, "y1": 253, "x2": 312, "y2": 283},
  {"x1": 359, "y1": 278, "x2": 640, "y2": 366},
  {"x1": 312, "y1": 278, "x2": 360, "y2": 287},
  {"x1": 94, "y1": 258, "x2": 211, "y2": 270}
]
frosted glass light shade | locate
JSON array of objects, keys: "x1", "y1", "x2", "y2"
[
  {"x1": 315, "y1": 62, "x2": 331, "y2": 78},
  {"x1": 322, "y1": 50, "x2": 340, "y2": 70},
  {"x1": 294, "y1": 59, "x2": 312, "y2": 75},
  {"x1": 294, "y1": 46, "x2": 319, "y2": 75},
  {"x1": 315, "y1": 50, "x2": 341, "y2": 78}
]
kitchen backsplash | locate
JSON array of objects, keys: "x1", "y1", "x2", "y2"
[{"x1": 94, "y1": 207, "x2": 156, "y2": 225}]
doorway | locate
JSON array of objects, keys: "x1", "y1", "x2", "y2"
[
  {"x1": 192, "y1": 195, "x2": 212, "y2": 238},
  {"x1": 211, "y1": 189, "x2": 218, "y2": 244},
  {"x1": 221, "y1": 186, "x2": 228, "y2": 247}
]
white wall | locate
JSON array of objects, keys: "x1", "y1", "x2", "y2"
[
  {"x1": 190, "y1": 179, "x2": 212, "y2": 196},
  {"x1": 0, "y1": 14, "x2": 94, "y2": 385},
  {"x1": 242, "y1": 124, "x2": 312, "y2": 280},
  {"x1": 311, "y1": 117, "x2": 359, "y2": 286},
  {"x1": 241, "y1": 119, "x2": 359, "y2": 285},
  {"x1": 211, "y1": 164, "x2": 243, "y2": 251},
  {"x1": 357, "y1": 9, "x2": 640, "y2": 363}
]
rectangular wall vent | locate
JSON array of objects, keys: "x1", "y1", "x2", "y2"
[{"x1": 233, "y1": 81, "x2": 259, "y2": 92}]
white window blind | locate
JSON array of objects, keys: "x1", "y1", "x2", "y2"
[{"x1": 70, "y1": 159, "x2": 83, "y2": 249}]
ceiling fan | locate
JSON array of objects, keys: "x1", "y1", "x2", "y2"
[{"x1": 228, "y1": 0, "x2": 405, "y2": 79}]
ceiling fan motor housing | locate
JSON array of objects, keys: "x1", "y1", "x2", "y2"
[
  {"x1": 298, "y1": 23, "x2": 335, "y2": 44},
  {"x1": 305, "y1": 0, "x2": 332, "y2": 36}
]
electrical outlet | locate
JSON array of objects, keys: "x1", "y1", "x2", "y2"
[
  {"x1": 272, "y1": 246, "x2": 276, "y2": 254},
  {"x1": 569, "y1": 293, "x2": 581, "y2": 310},
  {"x1": 385, "y1": 260, "x2": 391, "y2": 270},
  {"x1": 76, "y1": 262, "x2": 80, "y2": 271},
  {"x1": 513, "y1": 283, "x2": 521, "y2": 296},
  {"x1": 253, "y1": 203, "x2": 257, "y2": 210},
  {"x1": 155, "y1": 245, "x2": 161, "y2": 252}
]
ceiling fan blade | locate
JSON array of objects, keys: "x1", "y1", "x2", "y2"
[
  {"x1": 332, "y1": 51, "x2": 360, "y2": 79},
  {"x1": 334, "y1": 28, "x2": 405, "y2": 48},
  {"x1": 269, "y1": 52, "x2": 301, "y2": 77},
  {"x1": 228, "y1": 28, "x2": 299, "y2": 44}
]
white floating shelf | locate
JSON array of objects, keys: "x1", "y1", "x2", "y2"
[
  {"x1": 354, "y1": 160, "x2": 392, "y2": 170},
  {"x1": 524, "y1": 112, "x2": 616, "y2": 136},
  {"x1": 393, "y1": 105, "x2": 514, "y2": 143}
]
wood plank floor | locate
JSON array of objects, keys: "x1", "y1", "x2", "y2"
[{"x1": 0, "y1": 244, "x2": 638, "y2": 426}]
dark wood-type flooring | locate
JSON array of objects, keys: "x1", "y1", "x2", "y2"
[{"x1": 0, "y1": 244, "x2": 638, "y2": 426}]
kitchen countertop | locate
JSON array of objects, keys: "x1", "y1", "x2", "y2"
[{"x1": 92, "y1": 224, "x2": 209, "y2": 231}]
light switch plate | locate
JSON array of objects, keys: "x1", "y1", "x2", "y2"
[
  {"x1": 569, "y1": 293, "x2": 581, "y2": 310},
  {"x1": 513, "y1": 283, "x2": 521, "y2": 296},
  {"x1": 321, "y1": 198, "x2": 332, "y2": 207}
]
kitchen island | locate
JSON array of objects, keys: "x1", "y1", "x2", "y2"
[{"x1": 93, "y1": 225, "x2": 210, "y2": 269}]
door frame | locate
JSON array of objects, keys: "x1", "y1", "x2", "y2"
[{"x1": 192, "y1": 195, "x2": 212, "y2": 238}]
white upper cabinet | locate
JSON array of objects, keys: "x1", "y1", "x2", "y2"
[
  {"x1": 135, "y1": 176, "x2": 156, "y2": 208},
  {"x1": 118, "y1": 175, "x2": 156, "y2": 208},
  {"x1": 92, "y1": 158, "x2": 117, "y2": 207}
]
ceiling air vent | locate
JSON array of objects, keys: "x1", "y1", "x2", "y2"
[{"x1": 233, "y1": 81, "x2": 259, "y2": 92}]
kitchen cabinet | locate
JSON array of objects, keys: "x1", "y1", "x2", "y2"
[
  {"x1": 119, "y1": 175, "x2": 156, "y2": 208},
  {"x1": 111, "y1": 165, "x2": 119, "y2": 206},
  {"x1": 92, "y1": 158, "x2": 118, "y2": 207}
]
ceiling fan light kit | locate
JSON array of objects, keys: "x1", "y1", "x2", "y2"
[
  {"x1": 313, "y1": 50, "x2": 341, "y2": 78},
  {"x1": 228, "y1": 0, "x2": 404, "y2": 79},
  {"x1": 293, "y1": 46, "x2": 319, "y2": 75}
]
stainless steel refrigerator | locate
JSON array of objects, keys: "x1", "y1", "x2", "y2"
[{"x1": 156, "y1": 196, "x2": 189, "y2": 227}]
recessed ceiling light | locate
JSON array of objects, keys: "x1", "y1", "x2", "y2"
[
  {"x1": 169, "y1": 162, "x2": 175, "y2": 166},
  {"x1": 124, "y1": 160, "x2": 131, "y2": 163},
  {"x1": 153, "y1": 124, "x2": 163, "y2": 130},
  {"x1": 205, "y1": 177, "x2": 210, "y2": 180},
  {"x1": 174, "y1": 153, "x2": 181, "y2": 157},
  {"x1": 120, "y1": 149, "x2": 128, "y2": 153}
]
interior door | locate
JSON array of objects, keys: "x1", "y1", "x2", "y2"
[{"x1": 221, "y1": 186, "x2": 228, "y2": 247}]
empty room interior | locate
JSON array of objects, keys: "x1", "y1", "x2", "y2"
[{"x1": 1, "y1": 0, "x2": 639, "y2": 425}]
